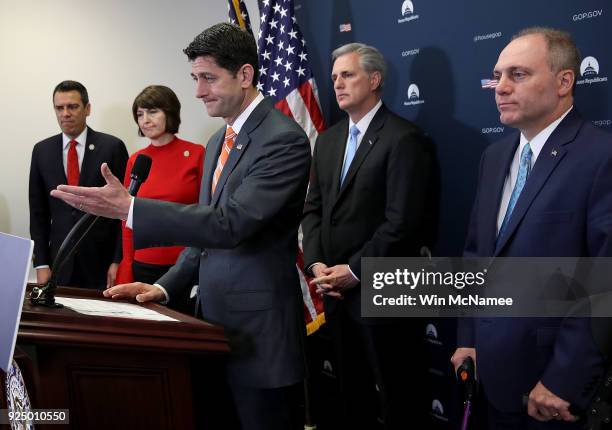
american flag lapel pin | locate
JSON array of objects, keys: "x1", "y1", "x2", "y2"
[
  {"x1": 551, "y1": 149, "x2": 557, "y2": 157},
  {"x1": 237, "y1": 144, "x2": 243, "y2": 150}
]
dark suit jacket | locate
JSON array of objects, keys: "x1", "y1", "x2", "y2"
[
  {"x1": 29, "y1": 127, "x2": 128, "y2": 288},
  {"x1": 133, "y1": 98, "x2": 311, "y2": 389},
  {"x1": 459, "y1": 109, "x2": 612, "y2": 412},
  {"x1": 302, "y1": 104, "x2": 435, "y2": 318}
]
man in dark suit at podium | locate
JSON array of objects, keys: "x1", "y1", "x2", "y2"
[
  {"x1": 29, "y1": 80, "x2": 128, "y2": 289},
  {"x1": 451, "y1": 28, "x2": 612, "y2": 428},
  {"x1": 302, "y1": 43, "x2": 434, "y2": 429},
  {"x1": 51, "y1": 24, "x2": 311, "y2": 430}
]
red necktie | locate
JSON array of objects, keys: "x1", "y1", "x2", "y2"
[
  {"x1": 67, "y1": 139, "x2": 80, "y2": 186},
  {"x1": 211, "y1": 127, "x2": 236, "y2": 194}
]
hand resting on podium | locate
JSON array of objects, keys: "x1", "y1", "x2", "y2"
[{"x1": 104, "y1": 282, "x2": 165, "y2": 303}]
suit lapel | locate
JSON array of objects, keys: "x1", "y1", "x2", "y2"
[
  {"x1": 494, "y1": 109, "x2": 582, "y2": 255},
  {"x1": 334, "y1": 105, "x2": 386, "y2": 204},
  {"x1": 50, "y1": 135, "x2": 67, "y2": 184},
  {"x1": 328, "y1": 121, "x2": 349, "y2": 203},
  {"x1": 481, "y1": 137, "x2": 518, "y2": 256},
  {"x1": 210, "y1": 98, "x2": 273, "y2": 206},
  {"x1": 80, "y1": 127, "x2": 97, "y2": 186}
]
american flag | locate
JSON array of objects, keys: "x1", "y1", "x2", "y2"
[
  {"x1": 228, "y1": 0, "x2": 326, "y2": 335},
  {"x1": 256, "y1": 0, "x2": 325, "y2": 149},
  {"x1": 481, "y1": 78, "x2": 499, "y2": 89},
  {"x1": 227, "y1": 0, "x2": 254, "y2": 36},
  {"x1": 339, "y1": 23, "x2": 352, "y2": 32}
]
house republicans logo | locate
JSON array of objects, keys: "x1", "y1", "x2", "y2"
[
  {"x1": 322, "y1": 359, "x2": 336, "y2": 378},
  {"x1": 398, "y1": 0, "x2": 420, "y2": 23},
  {"x1": 430, "y1": 399, "x2": 449, "y2": 422},
  {"x1": 404, "y1": 83, "x2": 425, "y2": 106},
  {"x1": 581, "y1": 56, "x2": 599, "y2": 76},
  {"x1": 425, "y1": 323, "x2": 443, "y2": 345},
  {"x1": 577, "y1": 56, "x2": 608, "y2": 85}
]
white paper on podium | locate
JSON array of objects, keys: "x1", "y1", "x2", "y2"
[{"x1": 55, "y1": 297, "x2": 179, "y2": 322}]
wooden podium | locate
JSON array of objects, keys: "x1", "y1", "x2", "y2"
[{"x1": 14, "y1": 285, "x2": 229, "y2": 430}]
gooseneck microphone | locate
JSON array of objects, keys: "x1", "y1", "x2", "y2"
[{"x1": 30, "y1": 155, "x2": 152, "y2": 307}]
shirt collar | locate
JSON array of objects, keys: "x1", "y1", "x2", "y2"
[
  {"x1": 349, "y1": 99, "x2": 383, "y2": 136},
  {"x1": 518, "y1": 106, "x2": 573, "y2": 162},
  {"x1": 228, "y1": 93, "x2": 265, "y2": 135},
  {"x1": 62, "y1": 127, "x2": 88, "y2": 149}
]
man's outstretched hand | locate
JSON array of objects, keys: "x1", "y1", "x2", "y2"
[{"x1": 51, "y1": 163, "x2": 132, "y2": 220}]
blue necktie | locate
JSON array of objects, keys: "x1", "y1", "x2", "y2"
[
  {"x1": 340, "y1": 125, "x2": 360, "y2": 186},
  {"x1": 497, "y1": 143, "x2": 533, "y2": 242}
]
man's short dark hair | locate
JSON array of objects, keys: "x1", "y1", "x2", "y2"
[
  {"x1": 183, "y1": 22, "x2": 259, "y2": 85},
  {"x1": 132, "y1": 85, "x2": 181, "y2": 136},
  {"x1": 514, "y1": 27, "x2": 581, "y2": 92},
  {"x1": 53, "y1": 80, "x2": 89, "y2": 106}
]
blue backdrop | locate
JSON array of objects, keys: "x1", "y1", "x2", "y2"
[{"x1": 293, "y1": 0, "x2": 611, "y2": 427}]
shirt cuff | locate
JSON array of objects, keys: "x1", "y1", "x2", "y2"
[
  {"x1": 153, "y1": 283, "x2": 169, "y2": 305},
  {"x1": 308, "y1": 262, "x2": 325, "y2": 276},
  {"x1": 34, "y1": 265, "x2": 50, "y2": 270},
  {"x1": 348, "y1": 265, "x2": 360, "y2": 282},
  {"x1": 126, "y1": 197, "x2": 135, "y2": 229}
]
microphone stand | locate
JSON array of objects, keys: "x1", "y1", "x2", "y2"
[
  {"x1": 29, "y1": 213, "x2": 99, "y2": 307},
  {"x1": 30, "y1": 153, "x2": 152, "y2": 308}
]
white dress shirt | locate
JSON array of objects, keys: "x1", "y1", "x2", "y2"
[
  {"x1": 496, "y1": 106, "x2": 573, "y2": 233},
  {"x1": 341, "y1": 99, "x2": 383, "y2": 166},
  {"x1": 62, "y1": 128, "x2": 87, "y2": 176}
]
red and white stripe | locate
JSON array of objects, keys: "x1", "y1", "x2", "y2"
[{"x1": 274, "y1": 78, "x2": 326, "y2": 151}]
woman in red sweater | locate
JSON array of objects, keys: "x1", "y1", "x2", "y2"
[{"x1": 115, "y1": 85, "x2": 204, "y2": 287}]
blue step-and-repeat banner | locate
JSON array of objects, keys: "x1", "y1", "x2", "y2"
[{"x1": 294, "y1": 0, "x2": 610, "y2": 427}]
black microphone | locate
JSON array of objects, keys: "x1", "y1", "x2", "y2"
[
  {"x1": 30, "y1": 157, "x2": 152, "y2": 307},
  {"x1": 127, "y1": 154, "x2": 152, "y2": 196}
]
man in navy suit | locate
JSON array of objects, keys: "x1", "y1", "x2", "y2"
[
  {"x1": 29, "y1": 80, "x2": 128, "y2": 289},
  {"x1": 451, "y1": 28, "x2": 612, "y2": 428},
  {"x1": 51, "y1": 24, "x2": 311, "y2": 430}
]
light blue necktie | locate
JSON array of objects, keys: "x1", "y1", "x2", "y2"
[
  {"x1": 497, "y1": 142, "x2": 533, "y2": 243},
  {"x1": 340, "y1": 125, "x2": 360, "y2": 186}
]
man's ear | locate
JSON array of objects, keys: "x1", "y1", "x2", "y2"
[
  {"x1": 239, "y1": 64, "x2": 255, "y2": 89},
  {"x1": 557, "y1": 69, "x2": 575, "y2": 97},
  {"x1": 369, "y1": 71, "x2": 382, "y2": 92}
]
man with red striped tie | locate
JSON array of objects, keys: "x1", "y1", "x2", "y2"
[{"x1": 29, "y1": 80, "x2": 128, "y2": 290}]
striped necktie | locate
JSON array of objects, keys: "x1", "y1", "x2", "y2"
[
  {"x1": 497, "y1": 142, "x2": 532, "y2": 243},
  {"x1": 212, "y1": 127, "x2": 236, "y2": 194}
]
